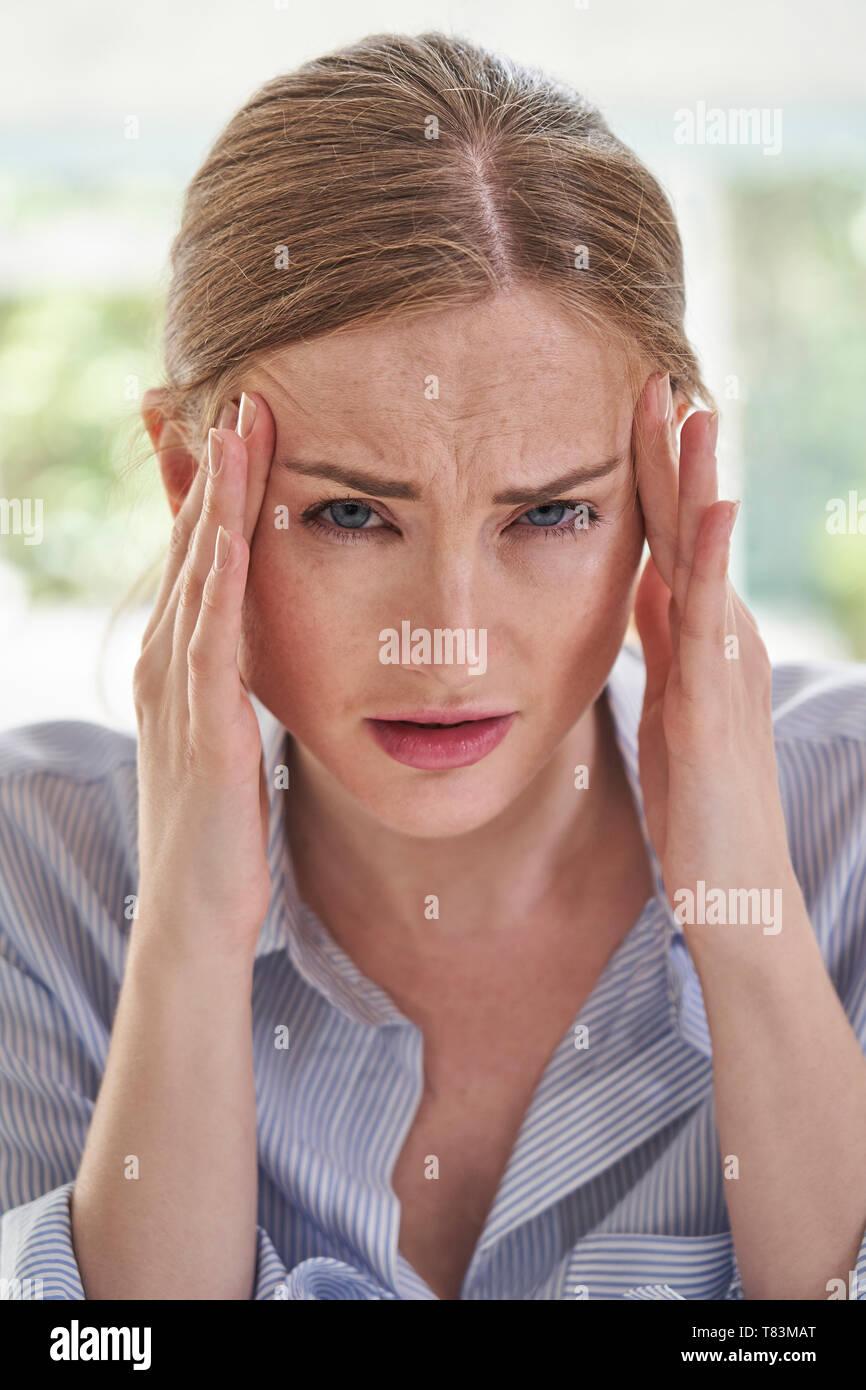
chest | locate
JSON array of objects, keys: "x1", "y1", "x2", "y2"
[
  {"x1": 389, "y1": 950, "x2": 605, "y2": 1301},
  {"x1": 390, "y1": 1056, "x2": 541, "y2": 1301},
  {"x1": 388, "y1": 892, "x2": 656, "y2": 1296}
]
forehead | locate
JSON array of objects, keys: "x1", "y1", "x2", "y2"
[{"x1": 246, "y1": 286, "x2": 635, "y2": 458}]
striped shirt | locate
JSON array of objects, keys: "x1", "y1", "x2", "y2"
[{"x1": 1, "y1": 640, "x2": 865, "y2": 1301}]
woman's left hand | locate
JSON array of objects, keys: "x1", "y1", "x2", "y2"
[
  {"x1": 629, "y1": 375, "x2": 866, "y2": 1303},
  {"x1": 631, "y1": 372, "x2": 802, "y2": 946}
]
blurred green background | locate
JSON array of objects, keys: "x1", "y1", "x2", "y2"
[{"x1": 730, "y1": 173, "x2": 866, "y2": 658}]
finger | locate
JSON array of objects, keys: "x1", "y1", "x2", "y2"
[
  {"x1": 233, "y1": 391, "x2": 277, "y2": 549},
  {"x1": 669, "y1": 590, "x2": 681, "y2": 654},
  {"x1": 672, "y1": 410, "x2": 719, "y2": 616},
  {"x1": 187, "y1": 526, "x2": 252, "y2": 753},
  {"x1": 173, "y1": 422, "x2": 250, "y2": 681},
  {"x1": 633, "y1": 551, "x2": 673, "y2": 712},
  {"x1": 731, "y1": 575, "x2": 759, "y2": 634},
  {"x1": 141, "y1": 399, "x2": 239, "y2": 650},
  {"x1": 674, "y1": 500, "x2": 738, "y2": 708},
  {"x1": 633, "y1": 371, "x2": 679, "y2": 590},
  {"x1": 171, "y1": 387, "x2": 276, "y2": 674},
  {"x1": 707, "y1": 503, "x2": 755, "y2": 636},
  {"x1": 633, "y1": 553, "x2": 673, "y2": 829}
]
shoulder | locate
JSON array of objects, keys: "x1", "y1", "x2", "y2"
[
  {"x1": 766, "y1": 661, "x2": 866, "y2": 866},
  {"x1": 0, "y1": 719, "x2": 139, "y2": 967},
  {"x1": 0, "y1": 717, "x2": 137, "y2": 784},
  {"x1": 768, "y1": 659, "x2": 866, "y2": 747},
  {"x1": 0, "y1": 718, "x2": 138, "y2": 852},
  {"x1": 766, "y1": 659, "x2": 866, "y2": 853},
  {"x1": 763, "y1": 662, "x2": 866, "y2": 991}
]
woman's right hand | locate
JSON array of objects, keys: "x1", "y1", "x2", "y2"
[{"x1": 132, "y1": 391, "x2": 277, "y2": 961}]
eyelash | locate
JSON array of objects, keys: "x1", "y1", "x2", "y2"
[{"x1": 299, "y1": 496, "x2": 603, "y2": 545}]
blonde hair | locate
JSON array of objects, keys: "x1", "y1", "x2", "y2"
[{"x1": 113, "y1": 30, "x2": 714, "y2": 640}]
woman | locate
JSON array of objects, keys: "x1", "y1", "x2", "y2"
[{"x1": 1, "y1": 31, "x2": 865, "y2": 1303}]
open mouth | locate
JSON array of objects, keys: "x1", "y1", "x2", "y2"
[{"x1": 409, "y1": 719, "x2": 472, "y2": 728}]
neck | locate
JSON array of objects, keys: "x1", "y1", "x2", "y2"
[{"x1": 283, "y1": 692, "x2": 620, "y2": 953}]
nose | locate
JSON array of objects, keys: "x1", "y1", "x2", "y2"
[
  {"x1": 418, "y1": 549, "x2": 479, "y2": 631},
  {"x1": 386, "y1": 544, "x2": 492, "y2": 687}
]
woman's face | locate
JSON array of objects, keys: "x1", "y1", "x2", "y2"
[{"x1": 237, "y1": 286, "x2": 647, "y2": 837}]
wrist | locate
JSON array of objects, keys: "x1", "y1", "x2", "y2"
[
  {"x1": 128, "y1": 910, "x2": 259, "y2": 985},
  {"x1": 131, "y1": 882, "x2": 263, "y2": 969},
  {"x1": 675, "y1": 864, "x2": 810, "y2": 954}
]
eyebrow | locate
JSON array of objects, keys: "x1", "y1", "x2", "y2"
[{"x1": 276, "y1": 453, "x2": 628, "y2": 503}]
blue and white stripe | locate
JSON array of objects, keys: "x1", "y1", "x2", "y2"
[{"x1": 1, "y1": 641, "x2": 865, "y2": 1299}]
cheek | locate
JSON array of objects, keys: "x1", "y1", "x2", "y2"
[
  {"x1": 238, "y1": 498, "x2": 645, "y2": 722},
  {"x1": 519, "y1": 505, "x2": 643, "y2": 616},
  {"x1": 237, "y1": 518, "x2": 387, "y2": 725},
  {"x1": 237, "y1": 524, "x2": 343, "y2": 720},
  {"x1": 522, "y1": 512, "x2": 644, "y2": 696}
]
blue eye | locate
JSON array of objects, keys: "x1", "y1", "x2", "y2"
[
  {"x1": 326, "y1": 501, "x2": 374, "y2": 529},
  {"x1": 514, "y1": 502, "x2": 600, "y2": 534},
  {"x1": 300, "y1": 496, "x2": 391, "y2": 544},
  {"x1": 300, "y1": 494, "x2": 601, "y2": 545},
  {"x1": 523, "y1": 503, "x2": 568, "y2": 526}
]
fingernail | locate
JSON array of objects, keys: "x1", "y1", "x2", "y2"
[
  {"x1": 218, "y1": 400, "x2": 239, "y2": 430},
  {"x1": 708, "y1": 411, "x2": 719, "y2": 453},
  {"x1": 208, "y1": 428, "x2": 223, "y2": 478},
  {"x1": 214, "y1": 524, "x2": 231, "y2": 570},
  {"x1": 237, "y1": 392, "x2": 257, "y2": 440},
  {"x1": 654, "y1": 372, "x2": 671, "y2": 425},
  {"x1": 727, "y1": 499, "x2": 741, "y2": 538}
]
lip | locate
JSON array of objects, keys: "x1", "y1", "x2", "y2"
[
  {"x1": 369, "y1": 708, "x2": 512, "y2": 725},
  {"x1": 365, "y1": 711, "x2": 517, "y2": 770}
]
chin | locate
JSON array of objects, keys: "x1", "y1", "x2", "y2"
[
  {"x1": 348, "y1": 774, "x2": 521, "y2": 840},
  {"x1": 290, "y1": 723, "x2": 536, "y2": 840}
]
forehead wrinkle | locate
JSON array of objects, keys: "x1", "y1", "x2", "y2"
[
  {"x1": 277, "y1": 430, "x2": 630, "y2": 502},
  {"x1": 256, "y1": 355, "x2": 618, "y2": 454},
  {"x1": 260, "y1": 369, "x2": 629, "y2": 499}
]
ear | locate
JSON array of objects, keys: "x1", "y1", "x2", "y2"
[{"x1": 141, "y1": 387, "x2": 200, "y2": 519}]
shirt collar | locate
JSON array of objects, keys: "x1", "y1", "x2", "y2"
[
  {"x1": 250, "y1": 640, "x2": 684, "y2": 1023},
  {"x1": 252, "y1": 702, "x2": 294, "y2": 961}
]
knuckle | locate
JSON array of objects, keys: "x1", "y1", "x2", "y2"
[
  {"x1": 179, "y1": 728, "x2": 208, "y2": 781},
  {"x1": 677, "y1": 616, "x2": 705, "y2": 644},
  {"x1": 132, "y1": 656, "x2": 155, "y2": 715},
  {"x1": 198, "y1": 572, "x2": 221, "y2": 620},
  {"x1": 200, "y1": 483, "x2": 220, "y2": 527},
  {"x1": 673, "y1": 555, "x2": 692, "y2": 586},
  {"x1": 665, "y1": 680, "x2": 706, "y2": 726},
  {"x1": 178, "y1": 555, "x2": 199, "y2": 609},
  {"x1": 186, "y1": 632, "x2": 213, "y2": 681},
  {"x1": 168, "y1": 510, "x2": 192, "y2": 562}
]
